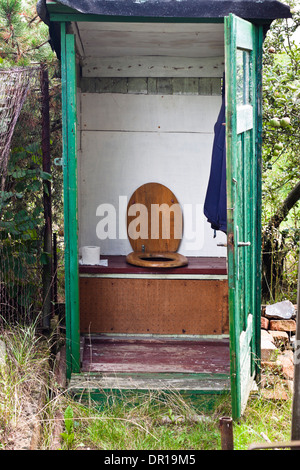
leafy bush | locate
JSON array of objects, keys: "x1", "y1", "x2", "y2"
[
  {"x1": 262, "y1": 0, "x2": 300, "y2": 302},
  {"x1": 0, "y1": 143, "x2": 52, "y2": 322}
]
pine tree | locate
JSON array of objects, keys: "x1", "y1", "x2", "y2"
[{"x1": 0, "y1": 0, "x2": 54, "y2": 65}]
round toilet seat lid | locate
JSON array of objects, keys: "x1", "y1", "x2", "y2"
[{"x1": 127, "y1": 182, "x2": 183, "y2": 253}]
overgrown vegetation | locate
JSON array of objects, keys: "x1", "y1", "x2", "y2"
[
  {"x1": 0, "y1": 325, "x2": 293, "y2": 449},
  {"x1": 261, "y1": 0, "x2": 300, "y2": 303},
  {"x1": 59, "y1": 393, "x2": 291, "y2": 451},
  {"x1": 0, "y1": 0, "x2": 63, "y2": 325},
  {"x1": 55, "y1": 394, "x2": 226, "y2": 451},
  {"x1": 0, "y1": 319, "x2": 50, "y2": 448},
  {"x1": 0, "y1": 144, "x2": 52, "y2": 322}
]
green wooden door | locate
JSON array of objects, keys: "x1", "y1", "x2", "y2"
[{"x1": 225, "y1": 14, "x2": 263, "y2": 419}]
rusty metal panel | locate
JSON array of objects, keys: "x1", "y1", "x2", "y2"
[{"x1": 80, "y1": 278, "x2": 229, "y2": 336}]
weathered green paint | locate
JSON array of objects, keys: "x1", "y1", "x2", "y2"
[
  {"x1": 61, "y1": 23, "x2": 80, "y2": 378},
  {"x1": 68, "y1": 372, "x2": 231, "y2": 413},
  {"x1": 70, "y1": 389, "x2": 231, "y2": 415},
  {"x1": 225, "y1": 14, "x2": 262, "y2": 419}
]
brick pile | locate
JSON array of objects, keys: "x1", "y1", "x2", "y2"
[{"x1": 260, "y1": 301, "x2": 297, "y2": 399}]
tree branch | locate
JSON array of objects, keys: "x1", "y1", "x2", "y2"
[{"x1": 267, "y1": 180, "x2": 300, "y2": 230}]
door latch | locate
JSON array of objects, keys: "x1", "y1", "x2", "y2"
[
  {"x1": 236, "y1": 226, "x2": 251, "y2": 280},
  {"x1": 236, "y1": 226, "x2": 251, "y2": 247}
]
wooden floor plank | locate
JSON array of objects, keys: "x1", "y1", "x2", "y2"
[{"x1": 81, "y1": 336, "x2": 230, "y2": 375}]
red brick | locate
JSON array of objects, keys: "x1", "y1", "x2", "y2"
[
  {"x1": 278, "y1": 352, "x2": 294, "y2": 380},
  {"x1": 261, "y1": 316, "x2": 269, "y2": 329},
  {"x1": 269, "y1": 319, "x2": 296, "y2": 332},
  {"x1": 260, "y1": 384, "x2": 289, "y2": 401}
]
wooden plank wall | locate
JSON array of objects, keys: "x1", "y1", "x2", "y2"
[
  {"x1": 80, "y1": 76, "x2": 222, "y2": 95},
  {"x1": 82, "y1": 57, "x2": 224, "y2": 78}
]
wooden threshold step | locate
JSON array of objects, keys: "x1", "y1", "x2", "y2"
[{"x1": 68, "y1": 372, "x2": 231, "y2": 395}]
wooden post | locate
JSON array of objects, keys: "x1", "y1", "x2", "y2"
[
  {"x1": 53, "y1": 232, "x2": 58, "y2": 315},
  {"x1": 291, "y1": 254, "x2": 300, "y2": 444},
  {"x1": 219, "y1": 417, "x2": 234, "y2": 450},
  {"x1": 41, "y1": 65, "x2": 52, "y2": 330},
  {"x1": 253, "y1": 24, "x2": 264, "y2": 386}
]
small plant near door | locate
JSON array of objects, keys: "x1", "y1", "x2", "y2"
[{"x1": 60, "y1": 405, "x2": 75, "y2": 450}]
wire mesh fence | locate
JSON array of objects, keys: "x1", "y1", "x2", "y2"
[
  {"x1": 0, "y1": 66, "x2": 63, "y2": 327},
  {"x1": 0, "y1": 68, "x2": 37, "y2": 189}
]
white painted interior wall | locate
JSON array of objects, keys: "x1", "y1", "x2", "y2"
[
  {"x1": 76, "y1": 21, "x2": 227, "y2": 258},
  {"x1": 77, "y1": 92, "x2": 228, "y2": 257}
]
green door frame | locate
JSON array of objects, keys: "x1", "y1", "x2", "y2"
[
  {"x1": 55, "y1": 12, "x2": 226, "y2": 383},
  {"x1": 61, "y1": 22, "x2": 80, "y2": 378},
  {"x1": 58, "y1": 13, "x2": 263, "y2": 418}
]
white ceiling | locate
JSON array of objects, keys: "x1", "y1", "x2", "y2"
[{"x1": 75, "y1": 22, "x2": 225, "y2": 58}]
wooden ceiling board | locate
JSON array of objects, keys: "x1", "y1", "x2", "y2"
[
  {"x1": 78, "y1": 21, "x2": 225, "y2": 33},
  {"x1": 76, "y1": 22, "x2": 224, "y2": 58}
]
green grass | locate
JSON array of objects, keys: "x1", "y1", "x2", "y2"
[
  {"x1": 54, "y1": 391, "x2": 230, "y2": 451},
  {"x1": 233, "y1": 394, "x2": 293, "y2": 450},
  {"x1": 0, "y1": 320, "x2": 50, "y2": 449},
  {"x1": 0, "y1": 323, "x2": 294, "y2": 450},
  {"x1": 46, "y1": 387, "x2": 292, "y2": 451}
]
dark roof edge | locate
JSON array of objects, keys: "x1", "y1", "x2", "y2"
[{"x1": 38, "y1": 0, "x2": 292, "y2": 21}]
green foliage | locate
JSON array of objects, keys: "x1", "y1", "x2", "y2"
[
  {"x1": 263, "y1": 3, "x2": 300, "y2": 218},
  {"x1": 0, "y1": 1, "x2": 63, "y2": 320},
  {"x1": 262, "y1": 0, "x2": 300, "y2": 301},
  {"x1": 56, "y1": 392, "x2": 225, "y2": 451},
  {"x1": 0, "y1": 143, "x2": 52, "y2": 317},
  {"x1": 0, "y1": 0, "x2": 55, "y2": 66},
  {"x1": 233, "y1": 394, "x2": 292, "y2": 450},
  {"x1": 0, "y1": 321, "x2": 50, "y2": 446}
]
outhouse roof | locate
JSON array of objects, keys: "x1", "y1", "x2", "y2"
[
  {"x1": 38, "y1": 0, "x2": 291, "y2": 22},
  {"x1": 37, "y1": 0, "x2": 292, "y2": 58}
]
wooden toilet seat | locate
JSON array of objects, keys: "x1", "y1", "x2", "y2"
[
  {"x1": 126, "y1": 182, "x2": 188, "y2": 268},
  {"x1": 126, "y1": 251, "x2": 188, "y2": 268}
]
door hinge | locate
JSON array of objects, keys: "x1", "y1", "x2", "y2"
[{"x1": 54, "y1": 157, "x2": 63, "y2": 166}]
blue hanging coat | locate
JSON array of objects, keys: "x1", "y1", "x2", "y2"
[{"x1": 204, "y1": 78, "x2": 227, "y2": 234}]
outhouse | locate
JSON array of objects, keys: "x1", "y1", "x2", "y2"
[{"x1": 37, "y1": 0, "x2": 291, "y2": 419}]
